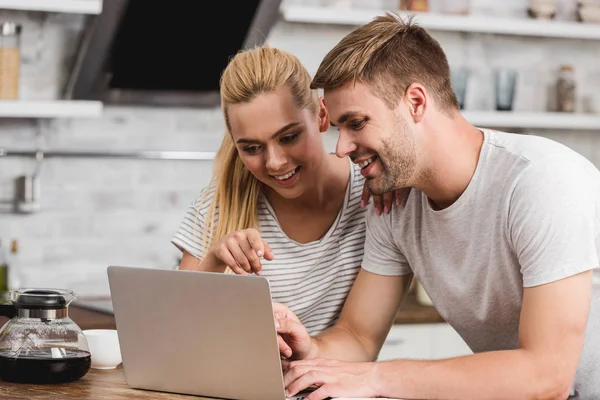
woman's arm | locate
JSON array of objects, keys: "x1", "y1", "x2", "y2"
[
  {"x1": 177, "y1": 228, "x2": 273, "y2": 274},
  {"x1": 178, "y1": 250, "x2": 226, "y2": 273}
]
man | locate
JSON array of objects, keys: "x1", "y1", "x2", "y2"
[{"x1": 274, "y1": 12, "x2": 599, "y2": 400}]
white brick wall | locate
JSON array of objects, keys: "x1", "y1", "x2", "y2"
[{"x1": 0, "y1": 0, "x2": 599, "y2": 295}]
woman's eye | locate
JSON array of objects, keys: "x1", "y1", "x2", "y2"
[
  {"x1": 243, "y1": 145, "x2": 261, "y2": 154},
  {"x1": 280, "y1": 133, "x2": 299, "y2": 144}
]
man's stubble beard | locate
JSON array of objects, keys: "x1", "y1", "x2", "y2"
[{"x1": 367, "y1": 116, "x2": 418, "y2": 195}]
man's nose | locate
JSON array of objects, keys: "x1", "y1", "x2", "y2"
[{"x1": 335, "y1": 131, "x2": 357, "y2": 158}]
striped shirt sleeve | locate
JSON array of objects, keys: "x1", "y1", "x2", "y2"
[{"x1": 172, "y1": 184, "x2": 216, "y2": 259}]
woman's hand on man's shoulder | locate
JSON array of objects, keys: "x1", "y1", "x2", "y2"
[{"x1": 360, "y1": 181, "x2": 403, "y2": 216}]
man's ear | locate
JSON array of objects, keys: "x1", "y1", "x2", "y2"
[
  {"x1": 318, "y1": 97, "x2": 330, "y2": 133},
  {"x1": 404, "y1": 83, "x2": 427, "y2": 123}
]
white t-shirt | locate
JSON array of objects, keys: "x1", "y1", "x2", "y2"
[
  {"x1": 173, "y1": 160, "x2": 367, "y2": 335},
  {"x1": 362, "y1": 129, "x2": 600, "y2": 399}
]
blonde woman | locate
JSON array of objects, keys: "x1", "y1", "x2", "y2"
[{"x1": 171, "y1": 46, "x2": 391, "y2": 335}]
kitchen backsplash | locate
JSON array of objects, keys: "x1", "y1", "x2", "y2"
[{"x1": 0, "y1": 0, "x2": 599, "y2": 295}]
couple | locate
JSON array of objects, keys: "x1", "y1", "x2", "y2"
[{"x1": 173, "y1": 13, "x2": 600, "y2": 400}]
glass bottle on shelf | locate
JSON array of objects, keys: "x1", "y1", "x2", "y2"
[
  {"x1": 556, "y1": 65, "x2": 576, "y2": 113},
  {"x1": 0, "y1": 22, "x2": 22, "y2": 100},
  {"x1": 400, "y1": 0, "x2": 429, "y2": 12},
  {"x1": 8, "y1": 239, "x2": 21, "y2": 291},
  {"x1": 0, "y1": 240, "x2": 9, "y2": 301}
]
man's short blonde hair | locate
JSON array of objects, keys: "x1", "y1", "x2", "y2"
[{"x1": 311, "y1": 13, "x2": 459, "y2": 113}]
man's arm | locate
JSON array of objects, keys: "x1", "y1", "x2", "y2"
[
  {"x1": 371, "y1": 270, "x2": 591, "y2": 400},
  {"x1": 311, "y1": 268, "x2": 413, "y2": 361},
  {"x1": 284, "y1": 270, "x2": 591, "y2": 400}
]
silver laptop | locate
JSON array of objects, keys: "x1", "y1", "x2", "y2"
[{"x1": 107, "y1": 265, "x2": 310, "y2": 400}]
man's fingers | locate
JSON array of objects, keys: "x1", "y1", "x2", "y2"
[
  {"x1": 306, "y1": 385, "x2": 335, "y2": 400},
  {"x1": 272, "y1": 302, "x2": 290, "y2": 314},
  {"x1": 283, "y1": 364, "x2": 313, "y2": 388},
  {"x1": 272, "y1": 303, "x2": 301, "y2": 323},
  {"x1": 275, "y1": 315, "x2": 304, "y2": 336},
  {"x1": 277, "y1": 334, "x2": 293, "y2": 359},
  {"x1": 383, "y1": 191, "x2": 394, "y2": 214},
  {"x1": 287, "y1": 358, "x2": 332, "y2": 368},
  {"x1": 285, "y1": 369, "x2": 328, "y2": 398},
  {"x1": 281, "y1": 358, "x2": 291, "y2": 372},
  {"x1": 360, "y1": 181, "x2": 370, "y2": 208}
]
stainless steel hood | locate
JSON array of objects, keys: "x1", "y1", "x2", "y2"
[{"x1": 65, "y1": 0, "x2": 283, "y2": 108}]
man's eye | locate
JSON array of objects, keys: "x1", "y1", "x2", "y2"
[{"x1": 349, "y1": 120, "x2": 366, "y2": 130}]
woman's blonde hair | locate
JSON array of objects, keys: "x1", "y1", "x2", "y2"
[{"x1": 196, "y1": 45, "x2": 319, "y2": 264}]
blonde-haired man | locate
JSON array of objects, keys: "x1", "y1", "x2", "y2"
[{"x1": 275, "y1": 12, "x2": 599, "y2": 400}]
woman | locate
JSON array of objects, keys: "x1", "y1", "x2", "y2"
[{"x1": 172, "y1": 46, "x2": 381, "y2": 335}]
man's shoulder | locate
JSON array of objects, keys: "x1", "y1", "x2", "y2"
[
  {"x1": 366, "y1": 188, "x2": 421, "y2": 227},
  {"x1": 484, "y1": 129, "x2": 600, "y2": 188},
  {"x1": 485, "y1": 129, "x2": 582, "y2": 166}
]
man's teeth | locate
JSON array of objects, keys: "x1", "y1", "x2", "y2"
[
  {"x1": 359, "y1": 157, "x2": 376, "y2": 168},
  {"x1": 275, "y1": 168, "x2": 298, "y2": 180}
]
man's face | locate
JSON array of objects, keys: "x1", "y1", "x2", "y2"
[{"x1": 325, "y1": 82, "x2": 418, "y2": 195}]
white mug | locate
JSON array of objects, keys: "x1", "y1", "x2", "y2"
[{"x1": 83, "y1": 329, "x2": 122, "y2": 370}]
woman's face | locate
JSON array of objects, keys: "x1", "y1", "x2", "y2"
[{"x1": 227, "y1": 87, "x2": 329, "y2": 199}]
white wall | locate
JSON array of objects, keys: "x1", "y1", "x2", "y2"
[{"x1": 0, "y1": 0, "x2": 598, "y2": 295}]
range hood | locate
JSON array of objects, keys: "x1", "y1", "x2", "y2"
[{"x1": 66, "y1": 0, "x2": 283, "y2": 108}]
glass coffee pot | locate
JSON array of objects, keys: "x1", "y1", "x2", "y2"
[{"x1": 0, "y1": 288, "x2": 91, "y2": 384}]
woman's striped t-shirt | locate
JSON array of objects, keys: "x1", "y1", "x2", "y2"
[{"x1": 172, "y1": 160, "x2": 367, "y2": 335}]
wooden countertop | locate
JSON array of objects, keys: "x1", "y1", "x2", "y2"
[
  {"x1": 0, "y1": 366, "x2": 214, "y2": 399},
  {"x1": 0, "y1": 294, "x2": 444, "y2": 398}
]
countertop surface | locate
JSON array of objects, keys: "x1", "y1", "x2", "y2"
[
  {"x1": 0, "y1": 366, "x2": 212, "y2": 399},
  {"x1": 0, "y1": 294, "x2": 443, "y2": 399}
]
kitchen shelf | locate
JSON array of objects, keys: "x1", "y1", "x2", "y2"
[
  {"x1": 0, "y1": 100, "x2": 103, "y2": 118},
  {"x1": 463, "y1": 111, "x2": 600, "y2": 130},
  {"x1": 281, "y1": 5, "x2": 600, "y2": 40},
  {"x1": 0, "y1": 0, "x2": 102, "y2": 14}
]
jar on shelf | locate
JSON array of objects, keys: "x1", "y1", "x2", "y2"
[
  {"x1": 527, "y1": 0, "x2": 556, "y2": 19},
  {"x1": 557, "y1": 65, "x2": 576, "y2": 113},
  {"x1": 0, "y1": 22, "x2": 22, "y2": 100},
  {"x1": 400, "y1": 0, "x2": 429, "y2": 12}
]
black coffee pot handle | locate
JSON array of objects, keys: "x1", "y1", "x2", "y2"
[{"x1": 0, "y1": 303, "x2": 16, "y2": 318}]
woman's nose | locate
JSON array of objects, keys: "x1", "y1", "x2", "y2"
[{"x1": 265, "y1": 146, "x2": 287, "y2": 171}]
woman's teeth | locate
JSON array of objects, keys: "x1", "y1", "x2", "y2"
[
  {"x1": 359, "y1": 157, "x2": 376, "y2": 168},
  {"x1": 274, "y1": 167, "x2": 298, "y2": 180}
]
